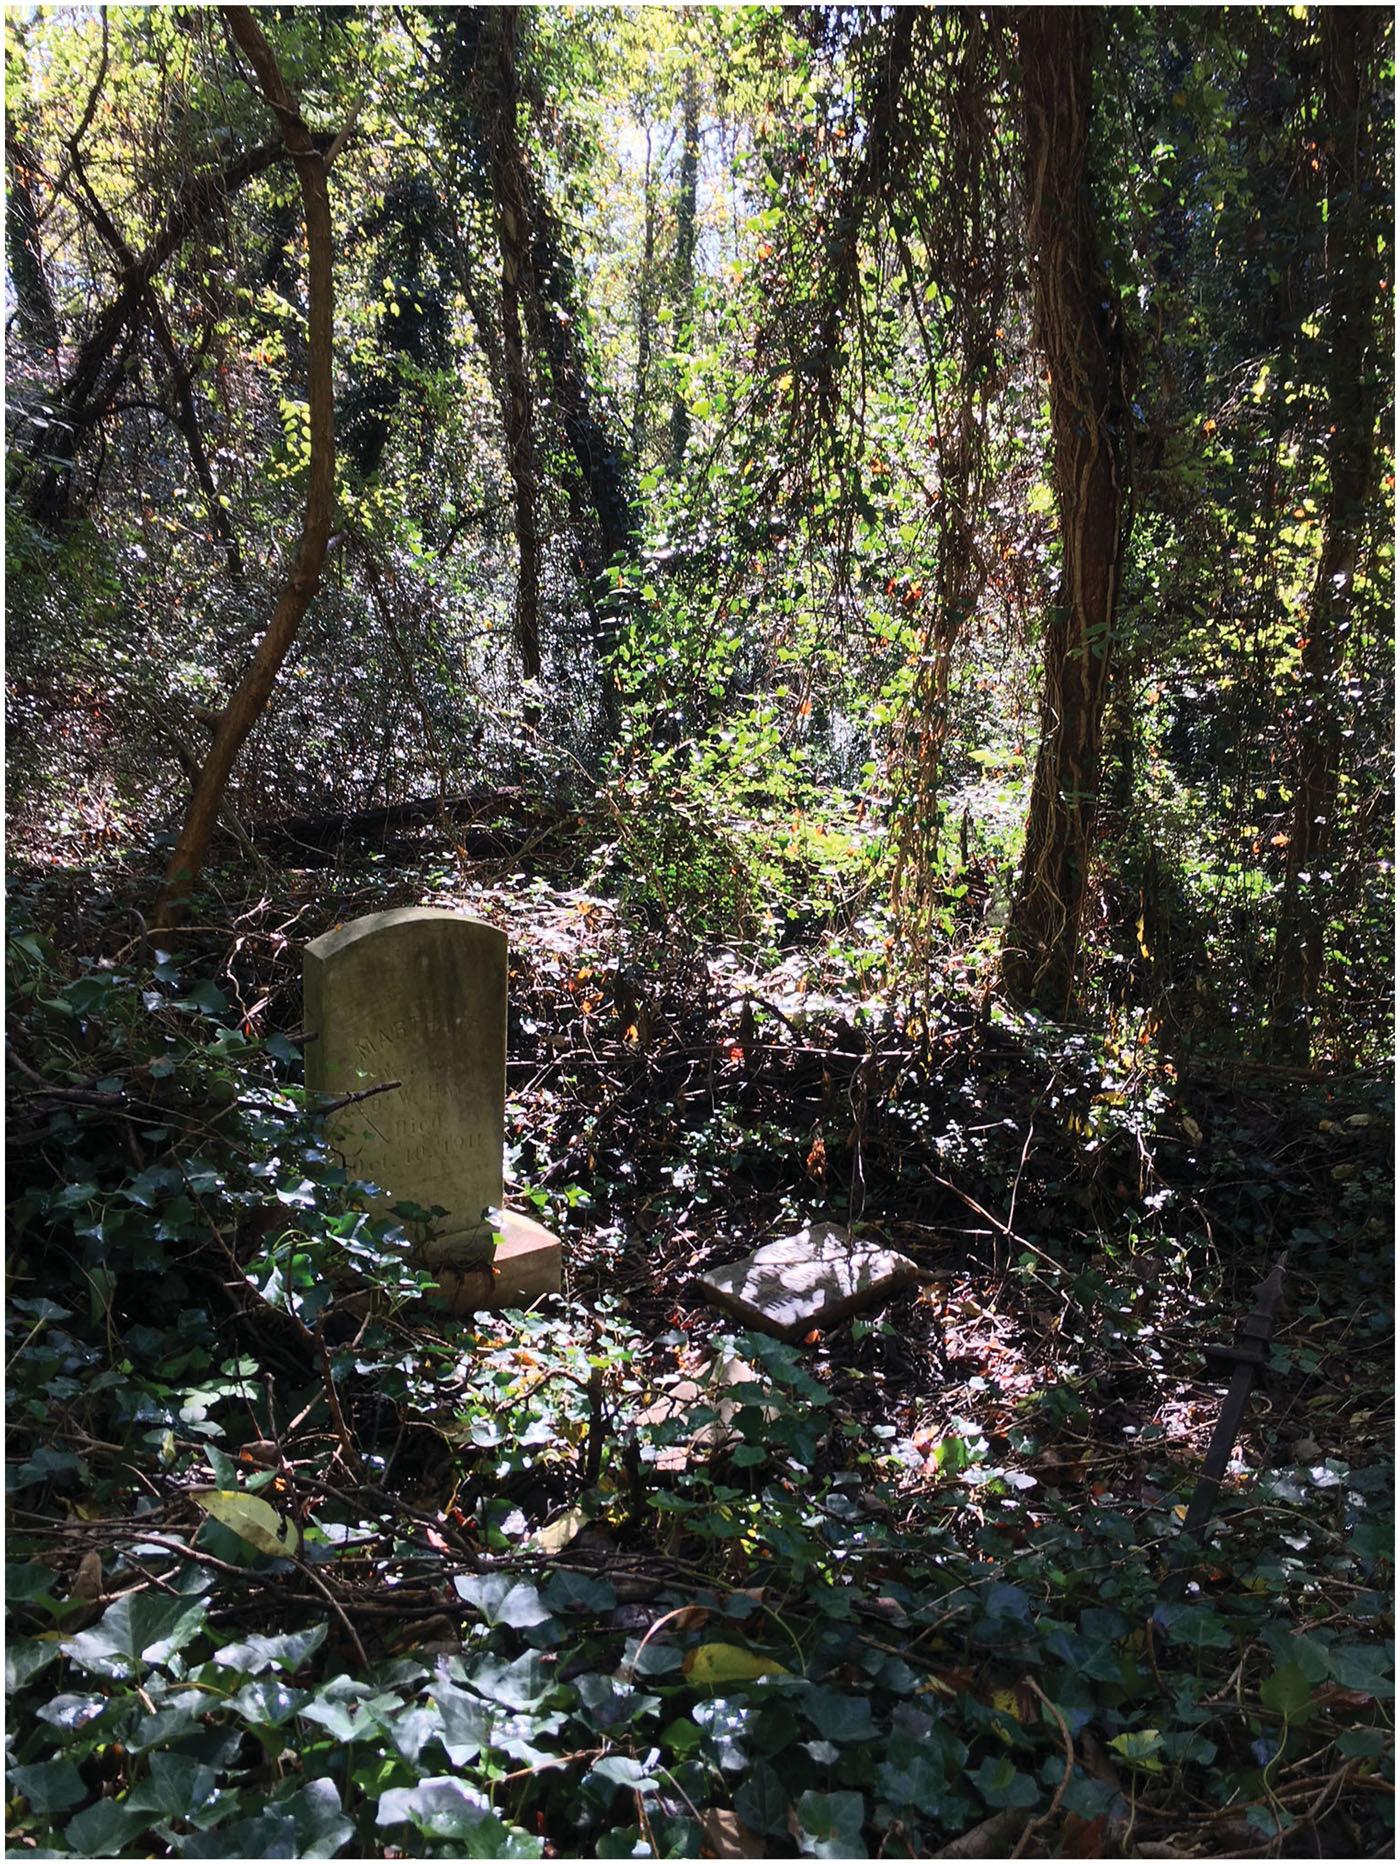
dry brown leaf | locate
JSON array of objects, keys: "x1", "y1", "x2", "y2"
[{"x1": 699, "y1": 1809, "x2": 765, "y2": 1859}]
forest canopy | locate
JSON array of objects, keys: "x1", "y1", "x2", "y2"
[{"x1": 5, "y1": 6, "x2": 1395, "y2": 1860}]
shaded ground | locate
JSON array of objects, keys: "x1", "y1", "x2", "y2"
[{"x1": 6, "y1": 826, "x2": 1394, "y2": 1857}]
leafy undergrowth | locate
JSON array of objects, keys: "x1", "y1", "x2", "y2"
[{"x1": 6, "y1": 850, "x2": 1394, "y2": 1859}]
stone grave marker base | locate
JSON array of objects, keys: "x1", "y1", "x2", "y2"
[
  {"x1": 432, "y1": 1209, "x2": 562, "y2": 1315},
  {"x1": 699, "y1": 1222, "x2": 918, "y2": 1342}
]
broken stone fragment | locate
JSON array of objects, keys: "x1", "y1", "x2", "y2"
[
  {"x1": 698, "y1": 1223, "x2": 919, "y2": 1343},
  {"x1": 640, "y1": 1353, "x2": 777, "y2": 1472}
]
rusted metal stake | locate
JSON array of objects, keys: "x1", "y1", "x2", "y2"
[{"x1": 1180, "y1": 1257, "x2": 1287, "y2": 1539}]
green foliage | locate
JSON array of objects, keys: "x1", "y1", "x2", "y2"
[
  {"x1": 6, "y1": 873, "x2": 1394, "y2": 1853},
  {"x1": 3, "y1": 5, "x2": 1395, "y2": 1854}
]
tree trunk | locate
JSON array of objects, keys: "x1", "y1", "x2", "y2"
[
  {"x1": 489, "y1": 7, "x2": 543, "y2": 692},
  {"x1": 1269, "y1": 9, "x2": 1385, "y2": 1059},
  {"x1": 634, "y1": 123, "x2": 658, "y2": 461},
  {"x1": 1002, "y1": 8, "x2": 1131, "y2": 1018},
  {"x1": 6, "y1": 134, "x2": 61, "y2": 356},
  {"x1": 669, "y1": 68, "x2": 700, "y2": 473},
  {"x1": 143, "y1": 287, "x2": 243, "y2": 578},
  {"x1": 152, "y1": 9, "x2": 336, "y2": 933},
  {"x1": 18, "y1": 138, "x2": 283, "y2": 532}
]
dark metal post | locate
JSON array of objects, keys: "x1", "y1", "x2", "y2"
[{"x1": 1180, "y1": 1258, "x2": 1286, "y2": 1539}]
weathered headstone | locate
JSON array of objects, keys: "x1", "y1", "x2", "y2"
[
  {"x1": 699, "y1": 1222, "x2": 918, "y2": 1342},
  {"x1": 303, "y1": 907, "x2": 560, "y2": 1312}
]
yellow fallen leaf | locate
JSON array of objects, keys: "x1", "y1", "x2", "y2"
[
  {"x1": 683, "y1": 1643, "x2": 792, "y2": 1686},
  {"x1": 192, "y1": 1490, "x2": 298, "y2": 1559},
  {"x1": 528, "y1": 1504, "x2": 588, "y2": 1555}
]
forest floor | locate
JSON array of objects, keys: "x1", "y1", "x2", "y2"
[{"x1": 6, "y1": 822, "x2": 1394, "y2": 1859}]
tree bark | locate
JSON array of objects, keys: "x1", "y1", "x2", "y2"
[
  {"x1": 489, "y1": 6, "x2": 544, "y2": 692},
  {"x1": 19, "y1": 138, "x2": 283, "y2": 531},
  {"x1": 1269, "y1": 9, "x2": 1385, "y2": 1059},
  {"x1": 152, "y1": 8, "x2": 336, "y2": 932},
  {"x1": 1002, "y1": 8, "x2": 1132, "y2": 1018},
  {"x1": 634, "y1": 123, "x2": 658, "y2": 461},
  {"x1": 669, "y1": 67, "x2": 700, "y2": 473},
  {"x1": 142, "y1": 287, "x2": 243, "y2": 578},
  {"x1": 6, "y1": 133, "x2": 61, "y2": 356}
]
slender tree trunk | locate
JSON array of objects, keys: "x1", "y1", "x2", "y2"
[
  {"x1": 1269, "y1": 10, "x2": 1384, "y2": 1059},
  {"x1": 489, "y1": 7, "x2": 543, "y2": 692},
  {"x1": 6, "y1": 134, "x2": 61, "y2": 356},
  {"x1": 669, "y1": 68, "x2": 699, "y2": 472},
  {"x1": 633, "y1": 124, "x2": 658, "y2": 462},
  {"x1": 19, "y1": 139, "x2": 282, "y2": 532},
  {"x1": 1002, "y1": 8, "x2": 1131, "y2": 1018},
  {"x1": 152, "y1": 9, "x2": 336, "y2": 932},
  {"x1": 143, "y1": 287, "x2": 243, "y2": 578}
]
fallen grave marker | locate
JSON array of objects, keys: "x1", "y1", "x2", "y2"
[{"x1": 699, "y1": 1222, "x2": 919, "y2": 1342}]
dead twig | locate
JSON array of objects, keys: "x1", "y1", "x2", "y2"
[{"x1": 1011, "y1": 1679, "x2": 1075, "y2": 1857}]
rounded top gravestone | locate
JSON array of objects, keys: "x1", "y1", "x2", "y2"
[{"x1": 303, "y1": 907, "x2": 506, "y2": 1263}]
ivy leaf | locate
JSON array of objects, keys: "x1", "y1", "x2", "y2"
[
  {"x1": 214, "y1": 1623, "x2": 327, "y2": 1676},
  {"x1": 588, "y1": 1754, "x2": 662, "y2": 1793},
  {"x1": 801, "y1": 1686, "x2": 879, "y2": 1743},
  {"x1": 734, "y1": 1758, "x2": 791, "y2": 1834},
  {"x1": 1326, "y1": 1644, "x2": 1394, "y2": 1697},
  {"x1": 796, "y1": 1789, "x2": 868, "y2": 1857},
  {"x1": 433, "y1": 1675, "x2": 495, "y2": 1759},
  {"x1": 876, "y1": 1738, "x2": 947, "y2": 1811},
  {"x1": 1259, "y1": 1663, "x2": 1317, "y2": 1723},
  {"x1": 229, "y1": 1677, "x2": 306, "y2": 1728},
  {"x1": 36, "y1": 1691, "x2": 108, "y2": 1735},
  {"x1": 454, "y1": 1572, "x2": 552, "y2": 1628},
  {"x1": 65, "y1": 1799, "x2": 152, "y2": 1857},
  {"x1": 6, "y1": 1639, "x2": 61, "y2": 1693},
  {"x1": 1107, "y1": 1730, "x2": 1165, "y2": 1774},
  {"x1": 178, "y1": 1809, "x2": 299, "y2": 1857},
  {"x1": 8, "y1": 1759, "x2": 86, "y2": 1814},
  {"x1": 175, "y1": 980, "x2": 229, "y2": 1017},
  {"x1": 61, "y1": 1593, "x2": 207, "y2": 1680},
  {"x1": 126, "y1": 1751, "x2": 219, "y2": 1817},
  {"x1": 378, "y1": 1777, "x2": 543, "y2": 1854},
  {"x1": 464, "y1": 1650, "x2": 554, "y2": 1711},
  {"x1": 1152, "y1": 1602, "x2": 1232, "y2": 1650},
  {"x1": 973, "y1": 1755, "x2": 1041, "y2": 1807},
  {"x1": 282, "y1": 1776, "x2": 356, "y2": 1856},
  {"x1": 542, "y1": 1569, "x2": 617, "y2": 1615}
]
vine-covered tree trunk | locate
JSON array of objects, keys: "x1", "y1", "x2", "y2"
[
  {"x1": 634, "y1": 124, "x2": 658, "y2": 460},
  {"x1": 669, "y1": 68, "x2": 699, "y2": 472},
  {"x1": 6, "y1": 134, "x2": 61, "y2": 356},
  {"x1": 489, "y1": 7, "x2": 543, "y2": 690},
  {"x1": 153, "y1": 8, "x2": 336, "y2": 932},
  {"x1": 1002, "y1": 8, "x2": 1131, "y2": 1018},
  {"x1": 1270, "y1": 9, "x2": 1385, "y2": 1059},
  {"x1": 18, "y1": 139, "x2": 282, "y2": 533}
]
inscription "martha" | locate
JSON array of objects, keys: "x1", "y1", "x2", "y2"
[{"x1": 355, "y1": 1011, "x2": 465, "y2": 1067}]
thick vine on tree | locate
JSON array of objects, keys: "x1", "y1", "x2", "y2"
[
  {"x1": 1270, "y1": 8, "x2": 1388, "y2": 1059},
  {"x1": 153, "y1": 7, "x2": 337, "y2": 933},
  {"x1": 489, "y1": 6, "x2": 544, "y2": 692},
  {"x1": 1002, "y1": 8, "x2": 1134, "y2": 1018}
]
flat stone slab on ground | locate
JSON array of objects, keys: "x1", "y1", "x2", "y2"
[{"x1": 699, "y1": 1223, "x2": 919, "y2": 1342}]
